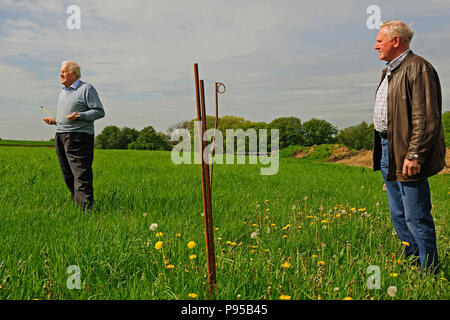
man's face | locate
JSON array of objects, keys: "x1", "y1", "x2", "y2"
[
  {"x1": 60, "y1": 64, "x2": 78, "y2": 88},
  {"x1": 374, "y1": 27, "x2": 398, "y2": 62}
]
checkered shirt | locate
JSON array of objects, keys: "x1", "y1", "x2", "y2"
[{"x1": 373, "y1": 49, "x2": 411, "y2": 132}]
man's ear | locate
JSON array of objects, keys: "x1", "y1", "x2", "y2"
[{"x1": 393, "y1": 36, "x2": 401, "y2": 48}]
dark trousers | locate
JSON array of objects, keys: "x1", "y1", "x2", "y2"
[{"x1": 55, "y1": 132, "x2": 95, "y2": 209}]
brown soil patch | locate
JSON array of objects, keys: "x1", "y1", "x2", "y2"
[
  {"x1": 326, "y1": 145, "x2": 360, "y2": 162},
  {"x1": 335, "y1": 147, "x2": 450, "y2": 175},
  {"x1": 292, "y1": 146, "x2": 315, "y2": 159}
]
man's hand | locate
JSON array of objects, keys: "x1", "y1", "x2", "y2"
[
  {"x1": 43, "y1": 117, "x2": 56, "y2": 125},
  {"x1": 67, "y1": 112, "x2": 80, "y2": 121},
  {"x1": 402, "y1": 158, "x2": 421, "y2": 176}
]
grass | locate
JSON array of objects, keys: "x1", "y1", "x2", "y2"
[
  {"x1": 0, "y1": 139, "x2": 54, "y2": 146},
  {"x1": 0, "y1": 147, "x2": 448, "y2": 300}
]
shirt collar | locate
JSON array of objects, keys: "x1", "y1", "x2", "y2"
[
  {"x1": 386, "y1": 49, "x2": 411, "y2": 74},
  {"x1": 63, "y1": 79, "x2": 81, "y2": 91}
]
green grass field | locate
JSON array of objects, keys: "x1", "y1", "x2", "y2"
[
  {"x1": 0, "y1": 147, "x2": 448, "y2": 300},
  {"x1": 0, "y1": 139, "x2": 54, "y2": 146}
]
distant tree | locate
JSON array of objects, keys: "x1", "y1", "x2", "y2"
[
  {"x1": 167, "y1": 120, "x2": 191, "y2": 137},
  {"x1": 443, "y1": 111, "x2": 450, "y2": 147},
  {"x1": 336, "y1": 121, "x2": 374, "y2": 150},
  {"x1": 121, "y1": 127, "x2": 140, "y2": 147},
  {"x1": 269, "y1": 117, "x2": 305, "y2": 149},
  {"x1": 95, "y1": 125, "x2": 123, "y2": 149},
  {"x1": 128, "y1": 126, "x2": 171, "y2": 150},
  {"x1": 303, "y1": 118, "x2": 338, "y2": 146},
  {"x1": 95, "y1": 126, "x2": 140, "y2": 149}
]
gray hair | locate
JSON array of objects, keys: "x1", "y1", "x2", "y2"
[
  {"x1": 380, "y1": 20, "x2": 414, "y2": 45},
  {"x1": 62, "y1": 61, "x2": 81, "y2": 79}
]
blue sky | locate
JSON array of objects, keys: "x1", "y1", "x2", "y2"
[{"x1": 0, "y1": 0, "x2": 449, "y2": 140}]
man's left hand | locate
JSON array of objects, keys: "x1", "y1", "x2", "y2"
[
  {"x1": 67, "y1": 112, "x2": 80, "y2": 121},
  {"x1": 402, "y1": 158, "x2": 421, "y2": 176}
]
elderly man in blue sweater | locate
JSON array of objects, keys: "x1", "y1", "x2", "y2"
[{"x1": 43, "y1": 61, "x2": 105, "y2": 210}]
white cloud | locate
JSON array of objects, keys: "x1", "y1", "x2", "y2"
[{"x1": 0, "y1": 0, "x2": 449, "y2": 139}]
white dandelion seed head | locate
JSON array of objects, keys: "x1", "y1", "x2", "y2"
[
  {"x1": 387, "y1": 286, "x2": 397, "y2": 297},
  {"x1": 251, "y1": 230, "x2": 259, "y2": 239},
  {"x1": 149, "y1": 223, "x2": 158, "y2": 231},
  {"x1": 143, "y1": 212, "x2": 148, "y2": 218}
]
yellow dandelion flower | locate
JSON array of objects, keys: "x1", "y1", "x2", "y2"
[
  {"x1": 401, "y1": 241, "x2": 410, "y2": 247},
  {"x1": 266, "y1": 208, "x2": 270, "y2": 212},
  {"x1": 342, "y1": 297, "x2": 353, "y2": 300},
  {"x1": 215, "y1": 227, "x2": 219, "y2": 231},
  {"x1": 312, "y1": 254, "x2": 318, "y2": 258},
  {"x1": 154, "y1": 241, "x2": 163, "y2": 250},
  {"x1": 282, "y1": 235, "x2": 287, "y2": 239},
  {"x1": 230, "y1": 242, "x2": 237, "y2": 246},
  {"x1": 265, "y1": 199, "x2": 269, "y2": 203},
  {"x1": 390, "y1": 273, "x2": 398, "y2": 278},
  {"x1": 321, "y1": 219, "x2": 328, "y2": 224},
  {"x1": 281, "y1": 262, "x2": 291, "y2": 269},
  {"x1": 188, "y1": 293, "x2": 198, "y2": 299},
  {"x1": 155, "y1": 232, "x2": 163, "y2": 237},
  {"x1": 297, "y1": 225, "x2": 302, "y2": 229},
  {"x1": 252, "y1": 223, "x2": 258, "y2": 227},
  {"x1": 187, "y1": 241, "x2": 196, "y2": 249},
  {"x1": 271, "y1": 223, "x2": 276, "y2": 227},
  {"x1": 264, "y1": 249, "x2": 269, "y2": 253},
  {"x1": 175, "y1": 233, "x2": 181, "y2": 237},
  {"x1": 282, "y1": 224, "x2": 290, "y2": 230},
  {"x1": 317, "y1": 294, "x2": 321, "y2": 300},
  {"x1": 440, "y1": 277, "x2": 447, "y2": 281},
  {"x1": 279, "y1": 294, "x2": 291, "y2": 300},
  {"x1": 165, "y1": 264, "x2": 175, "y2": 269},
  {"x1": 189, "y1": 254, "x2": 197, "y2": 260},
  {"x1": 317, "y1": 260, "x2": 325, "y2": 266}
]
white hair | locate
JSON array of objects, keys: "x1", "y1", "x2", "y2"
[
  {"x1": 380, "y1": 20, "x2": 414, "y2": 45},
  {"x1": 61, "y1": 61, "x2": 81, "y2": 79}
]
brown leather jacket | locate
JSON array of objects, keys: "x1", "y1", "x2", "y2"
[{"x1": 373, "y1": 51, "x2": 446, "y2": 182}]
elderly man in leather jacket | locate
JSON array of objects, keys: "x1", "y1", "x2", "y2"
[{"x1": 372, "y1": 20, "x2": 446, "y2": 272}]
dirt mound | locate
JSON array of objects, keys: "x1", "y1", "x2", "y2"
[
  {"x1": 326, "y1": 145, "x2": 360, "y2": 162},
  {"x1": 335, "y1": 147, "x2": 450, "y2": 175},
  {"x1": 336, "y1": 150, "x2": 373, "y2": 167},
  {"x1": 292, "y1": 146, "x2": 315, "y2": 159}
]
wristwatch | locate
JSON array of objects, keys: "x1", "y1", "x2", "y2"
[{"x1": 407, "y1": 153, "x2": 419, "y2": 160}]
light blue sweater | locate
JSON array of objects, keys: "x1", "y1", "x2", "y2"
[{"x1": 56, "y1": 80, "x2": 105, "y2": 135}]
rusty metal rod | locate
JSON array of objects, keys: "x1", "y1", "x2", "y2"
[
  {"x1": 194, "y1": 64, "x2": 216, "y2": 295},
  {"x1": 200, "y1": 79, "x2": 216, "y2": 294},
  {"x1": 209, "y1": 82, "x2": 225, "y2": 191}
]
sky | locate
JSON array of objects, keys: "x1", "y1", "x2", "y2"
[{"x1": 0, "y1": 0, "x2": 449, "y2": 140}]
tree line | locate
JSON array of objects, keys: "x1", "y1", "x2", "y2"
[{"x1": 94, "y1": 111, "x2": 450, "y2": 151}]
